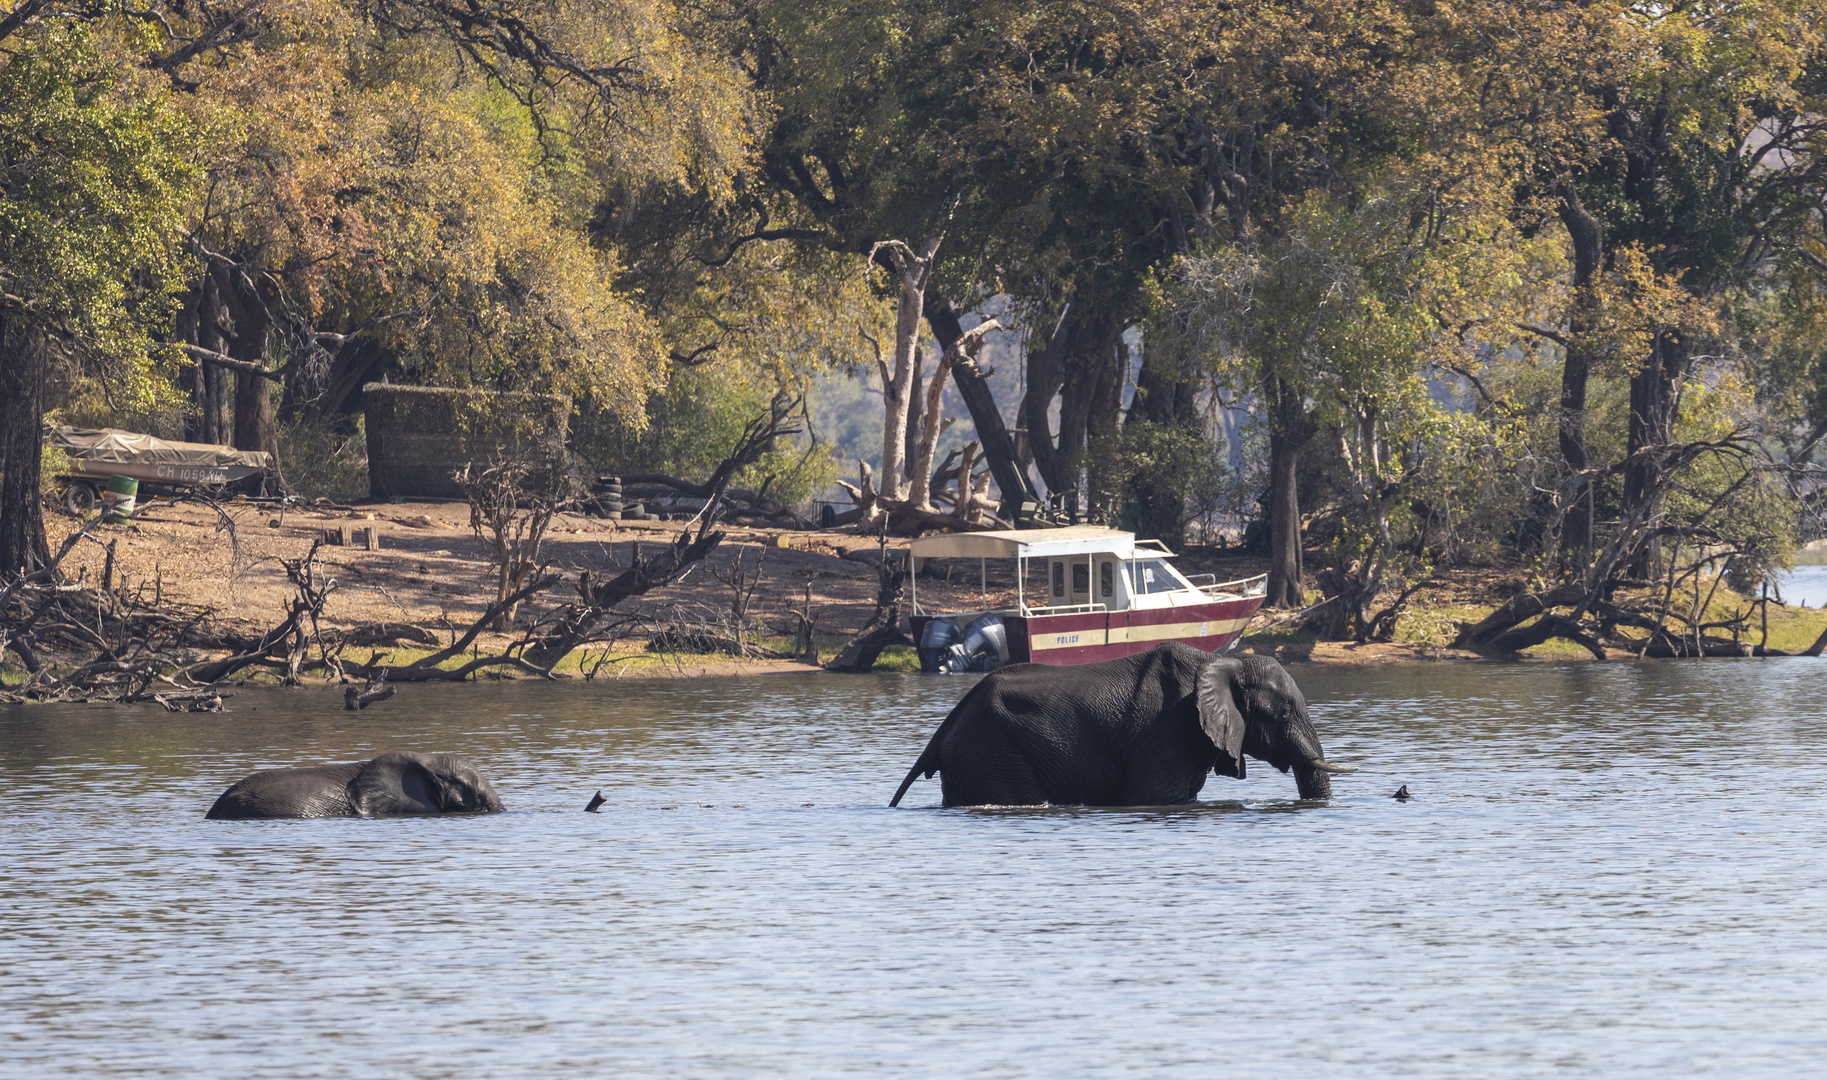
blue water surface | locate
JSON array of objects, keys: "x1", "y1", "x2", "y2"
[{"x1": 3, "y1": 661, "x2": 1826, "y2": 1078}]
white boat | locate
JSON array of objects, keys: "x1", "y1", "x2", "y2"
[{"x1": 908, "y1": 526, "x2": 1268, "y2": 672}]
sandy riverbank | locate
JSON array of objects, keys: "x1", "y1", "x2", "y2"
[{"x1": 35, "y1": 497, "x2": 1827, "y2": 677}]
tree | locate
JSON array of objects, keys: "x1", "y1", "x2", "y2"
[
  {"x1": 733, "y1": 0, "x2": 1045, "y2": 516},
  {"x1": 0, "y1": 20, "x2": 194, "y2": 574},
  {"x1": 1512, "y1": 1, "x2": 1827, "y2": 575}
]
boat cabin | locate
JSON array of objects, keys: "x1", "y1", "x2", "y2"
[{"x1": 908, "y1": 526, "x2": 1266, "y2": 671}]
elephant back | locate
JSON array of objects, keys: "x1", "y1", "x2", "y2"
[
  {"x1": 204, "y1": 762, "x2": 365, "y2": 819},
  {"x1": 974, "y1": 643, "x2": 1205, "y2": 743}
]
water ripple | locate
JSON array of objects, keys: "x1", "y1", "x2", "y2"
[{"x1": 4, "y1": 661, "x2": 1826, "y2": 1077}]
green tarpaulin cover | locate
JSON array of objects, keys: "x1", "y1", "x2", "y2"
[{"x1": 49, "y1": 427, "x2": 272, "y2": 470}]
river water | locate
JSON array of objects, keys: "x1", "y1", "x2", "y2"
[
  {"x1": 4, "y1": 661, "x2": 1827, "y2": 1077},
  {"x1": 1777, "y1": 562, "x2": 1827, "y2": 607}
]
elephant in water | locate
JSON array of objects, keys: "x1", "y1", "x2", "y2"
[
  {"x1": 205, "y1": 752, "x2": 504, "y2": 819},
  {"x1": 890, "y1": 642, "x2": 1354, "y2": 807}
]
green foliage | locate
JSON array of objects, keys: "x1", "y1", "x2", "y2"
[
  {"x1": 0, "y1": 22, "x2": 195, "y2": 395},
  {"x1": 1088, "y1": 420, "x2": 1227, "y2": 548},
  {"x1": 572, "y1": 362, "x2": 837, "y2": 510},
  {"x1": 9, "y1": 0, "x2": 1827, "y2": 640},
  {"x1": 38, "y1": 441, "x2": 70, "y2": 503},
  {"x1": 1665, "y1": 372, "x2": 1801, "y2": 587},
  {"x1": 277, "y1": 418, "x2": 370, "y2": 502}
]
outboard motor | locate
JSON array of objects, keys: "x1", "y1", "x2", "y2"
[
  {"x1": 942, "y1": 614, "x2": 1010, "y2": 673},
  {"x1": 919, "y1": 618, "x2": 964, "y2": 673}
]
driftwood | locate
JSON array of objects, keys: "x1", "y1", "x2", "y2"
[
  {"x1": 1484, "y1": 614, "x2": 1609, "y2": 659},
  {"x1": 874, "y1": 499, "x2": 995, "y2": 535},
  {"x1": 2, "y1": 498, "x2": 247, "y2": 705},
  {"x1": 1452, "y1": 583, "x2": 1588, "y2": 648},
  {"x1": 338, "y1": 622, "x2": 441, "y2": 648},
  {"x1": 605, "y1": 397, "x2": 808, "y2": 526},
  {"x1": 343, "y1": 672, "x2": 396, "y2": 710},
  {"x1": 836, "y1": 437, "x2": 999, "y2": 534},
  {"x1": 2, "y1": 396, "x2": 819, "y2": 703},
  {"x1": 834, "y1": 460, "x2": 881, "y2": 524}
]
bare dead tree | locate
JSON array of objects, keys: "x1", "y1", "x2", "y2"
[
  {"x1": 455, "y1": 436, "x2": 579, "y2": 630},
  {"x1": 521, "y1": 394, "x2": 803, "y2": 669},
  {"x1": 825, "y1": 529, "x2": 914, "y2": 672},
  {"x1": 1449, "y1": 433, "x2": 1811, "y2": 657},
  {"x1": 1, "y1": 497, "x2": 247, "y2": 708},
  {"x1": 706, "y1": 545, "x2": 768, "y2": 653}
]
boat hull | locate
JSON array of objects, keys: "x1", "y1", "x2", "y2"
[{"x1": 914, "y1": 593, "x2": 1265, "y2": 669}]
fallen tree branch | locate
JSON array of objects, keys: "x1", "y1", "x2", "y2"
[
  {"x1": 825, "y1": 531, "x2": 913, "y2": 672},
  {"x1": 1452, "y1": 583, "x2": 1587, "y2": 648},
  {"x1": 1485, "y1": 614, "x2": 1609, "y2": 659},
  {"x1": 522, "y1": 395, "x2": 801, "y2": 668}
]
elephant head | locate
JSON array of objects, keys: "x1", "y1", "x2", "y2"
[
  {"x1": 345, "y1": 752, "x2": 505, "y2": 816},
  {"x1": 1195, "y1": 655, "x2": 1354, "y2": 799}
]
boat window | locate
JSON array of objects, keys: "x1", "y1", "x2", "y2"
[
  {"x1": 1100, "y1": 561, "x2": 1113, "y2": 598},
  {"x1": 1130, "y1": 558, "x2": 1181, "y2": 594},
  {"x1": 1051, "y1": 561, "x2": 1065, "y2": 598},
  {"x1": 1072, "y1": 562, "x2": 1089, "y2": 594}
]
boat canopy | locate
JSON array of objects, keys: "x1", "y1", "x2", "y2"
[
  {"x1": 909, "y1": 526, "x2": 1174, "y2": 561},
  {"x1": 50, "y1": 427, "x2": 273, "y2": 470}
]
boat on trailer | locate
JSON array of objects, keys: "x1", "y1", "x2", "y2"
[{"x1": 908, "y1": 526, "x2": 1268, "y2": 673}]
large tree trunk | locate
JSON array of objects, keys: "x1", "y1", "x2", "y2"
[
  {"x1": 1557, "y1": 186, "x2": 1602, "y2": 560},
  {"x1": 234, "y1": 368, "x2": 278, "y2": 461},
  {"x1": 1132, "y1": 345, "x2": 1199, "y2": 425},
  {"x1": 1624, "y1": 330, "x2": 1692, "y2": 577},
  {"x1": 1265, "y1": 430, "x2": 1305, "y2": 608},
  {"x1": 909, "y1": 320, "x2": 999, "y2": 511},
  {"x1": 1022, "y1": 304, "x2": 1124, "y2": 517},
  {"x1": 0, "y1": 314, "x2": 52, "y2": 576},
  {"x1": 188, "y1": 274, "x2": 233, "y2": 445},
  {"x1": 1023, "y1": 316, "x2": 1068, "y2": 495},
  {"x1": 924, "y1": 298, "x2": 1037, "y2": 520},
  {"x1": 874, "y1": 237, "x2": 941, "y2": 502},
  {"x1": 222, "y1": 270, "x2": 279, "y2": 462},
  {"x1": 1264, "y1": 373, "x2": 1315, "y2": 609},
  {"x1": 904, "y1": 348, "x2": 923, "y2": 489},
  {"x1": 1078, "y1": 323, "x2": 1125, "y2": 520}
]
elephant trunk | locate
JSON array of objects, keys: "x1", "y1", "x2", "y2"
[
  {"x1": 1287, "y1": 724, "x2": 1351, "y2": 800},
  {"x1": 1293, "y1": 762, "x2": 1333, "y2": 800}
]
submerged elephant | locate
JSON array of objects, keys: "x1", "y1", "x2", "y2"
[
  {"x1": 890, "y1": 642, "x2": 1354, "y2": 807},
  {"x1": 205, "y1": 752, "x2": 505, "y2": 819}
]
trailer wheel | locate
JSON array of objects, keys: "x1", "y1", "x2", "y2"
[{"x1": 63, "y1": 481, "x2": 99, "y2": 516}]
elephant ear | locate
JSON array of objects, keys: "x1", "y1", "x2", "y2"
[
  {"x1": 1196, "y1": 659, "x2": 1247, "y2": 779},
  {"x1": 347, "y1": 753, "x2": 445, "y2": 816}
]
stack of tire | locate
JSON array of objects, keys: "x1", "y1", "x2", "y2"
[
  {"x1": 594, "y1": 476, "x2": 654, "y2": 520},
  {"x1": 595, "y1": 477, "x2": 624, "y2": 520}
]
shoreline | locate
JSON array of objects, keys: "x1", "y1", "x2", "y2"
[{"x1": 8, "y1": 497, "x2": 1824, "y2": 702}]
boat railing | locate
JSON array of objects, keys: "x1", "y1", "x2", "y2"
[
  {"x1": 1020, "y1": 601, "x2": 1111, "y2": 617},
  {"x1": 1196, "y1": 573, "x2": 1269, "y2": 599}
]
